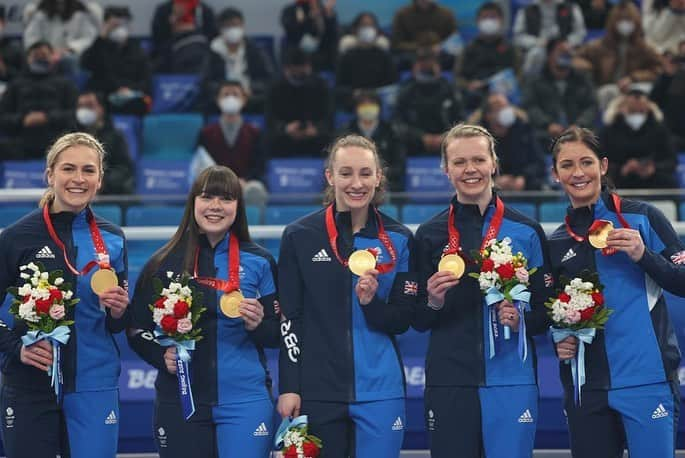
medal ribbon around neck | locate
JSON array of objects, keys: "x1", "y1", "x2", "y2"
[
  {"x1": 42, "y1": 205, "x2": 111, "y2": 275},
  {"x1": 444, "y1": 196, "x2": 506, "y2": 257},
  {"x1": 564, "y1": 193, "x2": 630, "y2": 255},
  {"x1": 324, "y1": 204, "x2": 397, "y2": 274},
  {"x1": 193, "y1": 233, "x2": 240, "y2": 294}
]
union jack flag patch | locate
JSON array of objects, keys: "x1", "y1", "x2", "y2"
[
  {"x1": 403, "y1": 281, "x2": 418, "y2": 296},
  {"x1": 544, "y1": 273, "x2": 554, "y2": 288},
  {"x1": 671, "y1": 251, "x2": 685, "y2": 265}
]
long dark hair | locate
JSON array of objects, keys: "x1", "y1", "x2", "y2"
[{"x1": 145, "y1": 166, "x2": 250, "y2": 278}]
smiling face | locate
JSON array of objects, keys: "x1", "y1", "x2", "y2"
[
  {"x1": 444, "y1": 135, "x2": 497, "y2": 207},
  {"x1": 553, "y1": 141, "x2": 608, "y2": 208},
  {"x1": 193, "y1": 193, "x2": 237, "y2": 245},
  {"x1": 47, "y1": 145, "x2": 102, "y2": 213},
  {"x1": 325, "y1": 145, "x2": 382, "y2": 213}
]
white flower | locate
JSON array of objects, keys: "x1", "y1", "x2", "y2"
[
  {"x1": 478, "y1": 271, "x2": 499, "y2": 291},
  {"x1": 63, "y1": 290, "x2": 73, "y2": 300},
  {"x1": 19, "y1": 273, "x2": 29, "y2": 279},
  {"x1": 153, "y1": 308, "x2": 166, "y2": 325},
  {"x1": 167, "y1": 271, "x2": 174, "y2": 279},
  {"x1": 54, "y1": 277, "x2": 64, "y2": 286},
  {"x1": 19, "y1": 265, "x2": 27, "y2": 271},
  {"x1": 40, "y1": 272, "x2": 49, "y2": 280},
  {"x1": 27, "y1": 263, "x2": 38, "y2": 271},
  {"x1": 17, "y1": 284, "x2": 32, "y2": 296},
  {"x1": 30, "y1": 277, "x2": 39, "y2": 286},
  {"x1": 168, "y1": 282, "x2": 181, "y2": 293},
  {"x1": 18, "y1": 302, "x2": 39, "y2": 323},
  {"x1": 180, "y1": 286, "x2": 191, "y2": 297}
]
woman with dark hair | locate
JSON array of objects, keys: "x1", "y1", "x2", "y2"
[
  {"x1": 276, "y1": 134, "x2": 416, "y2": 457},
  {"x1": 549, "y1": 126, "x2": 685, "y2": 457},
  {"x1": 128, "y1": 165, "x2": 280, "y2": 458}
]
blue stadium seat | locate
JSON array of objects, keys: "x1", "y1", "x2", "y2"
[
  {"x1": 246, "y1": 205, "x2": 261, "y2": 225},
  {"x1": 92, "y1": 204, "x2": 122, "y2": 225},
  {"x1": 135, "y1": 158, "x2": 190, "y2": 195},
  {"x1": 379, "y1": 204, "x2": 399, "y2": 219},
  {"x1": 151, "y1": 74, "x2": 201, "y2": 113},
  {"x1": 266, "y1": 158, "x2": 325, "y2": 203},
  {"x1": 401, "y1": 204, "x2": 445, "y2": 224},
  {"x1": 539, "y1": 202, "x2": 568, "y2": 223},
  {"x1": 404, "y1": 157, "x2": 452, "y2": 202},
  {"x1": 142, "y1": 113, "x2": 203, "y2": 158},
  {"x1": 243, "y1": 114, "x2": 266, "y2": 130},
  {"x1": 264, "y1": 205, "x2": 320, "y2": 225},
  {"x1": 334, "y1": 111, "x2": 354, "y2": 129},
  {"x1": 0, "y1": 205, "x2": 36, "y2": 228},
  {"x1": 112, "y1": 115, "x2": 141, "y2": 161},
  {"x1": 508, "y1": 202, "x2": 537, "y2": 220},
  {"x1": 676, "y1": 153, "x2": 685, "y2": 188},
  {"x1": 1, "y1": 160, "x2": 45, "y2": 188},
  {"x1": 125, "y1": 205, "x2": 185, "y2": 226}
]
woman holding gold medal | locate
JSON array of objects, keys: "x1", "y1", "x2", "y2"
[
  {"x1": 276, "y1": 135, "x2": 416, "y2": 457},
  {"x1": 413, "y1": 124, "x2": 553, "y2": 458},
  {"x1": 128, "y1": 165, "x2": 280, "y2": 458},
  {"x1": 0, "y1": 132, "x2": 129, "y2": 457},
  {"x1": 549, "y1": 127, "x2": 685, "y2": 458}
]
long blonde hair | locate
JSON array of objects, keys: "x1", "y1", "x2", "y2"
[{"x1": 39, "y1": 132, "x2": 106, "y2": 208}]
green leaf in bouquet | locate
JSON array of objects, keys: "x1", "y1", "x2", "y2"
[
  {"x1": 153, "y1": 277, "x2": 163, "y2": 295},
  {"x1": 467, "y1": 272, "x2": 480, "y2": 280}
]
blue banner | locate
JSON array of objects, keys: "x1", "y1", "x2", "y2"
[
  {"x1": 136, "y1": 159, "x2": 190, "y2": 195},
  {"x1": 266, "y1": 159, "x2": 325, "y2": 197},
  {"x1": 1, "y1": 160, "x2": 45, "y2": 188}
]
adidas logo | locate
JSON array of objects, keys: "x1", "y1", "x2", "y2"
[
  {"x1": 652, "y1": 404, "x2": 669, "y2": 419},
  {"x1": 311, "y1": 249, "x2": 331, "y2": 262},
  {"x1": 518, "y1": 409, "x2": 534, "y2": 423},
  {"x1": 105, "y1": 410, "x2": 117, "y2": 425},
  {"x1": 392, "y1": 416, "x2": 404, "y2": 431},
  {"x1": 561, "y1": 248, "x2": 576, "y2": 263},
  {"x1": 35, "y1": 246, "x2": 55, "y2": 259},
  {"x1": 253, "y1": 422, "x2": 269, "y2": 437}
]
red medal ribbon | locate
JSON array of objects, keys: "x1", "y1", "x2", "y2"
[
  {"x1": 444, "y1": 196, "x2": 506, "y2": 256},
  {"x1": 564, "y1": 193, "x2": 631, "y2": 255},
  {"x1": 42, "y1": 205, "x2": 111, "y2": 276},
  {"x1": 324, "y1": 204, "x2": 397, "y2": 274},
  {"x1": 193, "y1": 233, "x2": 240, "y2": 293}
]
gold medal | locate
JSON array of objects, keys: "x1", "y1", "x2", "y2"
[
  {"x1": 588, "y1": 220, "x2": 614, "y2": 249},
  {"x1": 220, "y1": 290, "x2": 244, "y2": 318},
  {"x1": 90, "y1": 268, "x2": 119, "y2": 295},
  {"x1": 438, "y1": 254, "x2": 466, "y2": 278},
  {"x1": 348, "y1": 250, "x2": 377, "y2": 276}
]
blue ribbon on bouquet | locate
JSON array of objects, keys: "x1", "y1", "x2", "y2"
[
  {"x1": 484, "y1": 284, "x2": 531, "y2": 360},
  {"x1": 22, "y1": 326, "x2": 71, "y2": 403},
  {"x1": 156, "y1": 331, "x2": 196, "y2": 420},
  {"x1": 551, "y1": 327, "x2": 596, "y2": 405},
  {"x1": 275, "y1": 415, "x2": 309, "y2": 449}
]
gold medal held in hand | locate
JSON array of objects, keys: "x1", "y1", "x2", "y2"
[
  {"x1": 588, "y1": 220, "x2": 614, "y2": 249},
  {"x1": 438, "y1": 254, "x2": 466, "y2": 278},
  {"x1": 90, "y1": 268, "x2": 119, "y2": 295},
  {"x1": 220, "y1": 290, "x2": 244, "y2": 318},
  {"x1": 348, "y1": 250, "x2": 377, "y2": 276}
]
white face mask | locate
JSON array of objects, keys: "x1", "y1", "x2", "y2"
[
  {"x1": 478, "y1": 18, "x2": 501, "y2": 36},
  {"x1": 616, "y1": 20, "x2": 635, "y2": 37},
  {"x1": 496, "y1": 106, "x2": 516, "y2": 127},
  {"x1": 299, "y1": 33, "x2": 319, "y2": 53},
  {"x1": 76, "y1": 107, "x2": 98, "y2": 126},
  {"x1": 222, "y1": 26, "x2": 244, "y2": 45},
  {"x1": 109, "y1": 26, "x2": 128, "y2": 44},
  {"x1": 357, "y1": 26, "x2": 377, "y2": 44},
  {"x1": 219, "y1": 95, "x2": 243, "y2": 114},
  {"x1": 624, "y1": 112, "x2": 647, "y2": 130}
]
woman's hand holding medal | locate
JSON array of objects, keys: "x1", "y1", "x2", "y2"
[
  {"x1": 427, "y1": 270, "x2": 461, "y2": 309},
  {"x1": 239, "y1": 298, "x2": 264, "y2": 331},
  {"x1": 355, "y1": 269, "x2": 379, "y2": 305},
  {"x1": 97, "y1": 285, "x2": 129, "y2": 318},
  {"x1": 605, "y1": 228, "x2": 645, "y2": 262}
]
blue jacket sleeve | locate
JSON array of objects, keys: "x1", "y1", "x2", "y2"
[
  {"x1": 637, "y1": 204, "x2": 685, "y2": 297},
  {"x1": 360, "y1": 232, "x2": 416, "y2": 335}
]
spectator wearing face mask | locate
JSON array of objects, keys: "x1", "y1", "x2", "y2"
[
  {"x1": 523, "y1": 38, "x2": 597, "y2": 147},
  {"x1": 651, "y1": 40, "x2": 685, "y2": 149},
  {"x1": 338, "y1": 90, "x2": 407, "y2": 191},
  {"x1": 80, "y1": 6, "x2": 151, "y2": 116},
  {"x1": 456, "y1": 2, "x2": 517, "y2": 110},
  {"x1": 335, "y1": 12, "x2": 397, "y2": 111},
  {"x1": 574, "y1": 1, "x2": 663, "y2": 110},
  {"x1": 643, "y1": 0, "x2": 685, "y2": 55},
  {"x1": 600, "y1": 86, "x2": 676, "y2": 189},
  {"x1": 394, "y1": 47, "x2": 464, "y2": 155},
  {"x1": 281, "y1": 0, "x2": 338, "y2": 71},
  {"x1": 0, "y1": 41, "x2": 77, "y2": 159},
  {"x1": 191, "y1": 80, "x2": 267, "y2": 205},
  {"x1": 468, "y1": 92, "x2": 546, "y2": 190},
  {"x1": 209, "y1": 7, "x2": 275, "y2": 114},
  {"x1": 265, "y1": 47, "x2": 332, "y2": 157},
  {"x1": 75, "y1": 90, "x2": 134, "y2": 194},
  {"x1": 0, "y1": 6, "x2": 24, "y2": 94}
]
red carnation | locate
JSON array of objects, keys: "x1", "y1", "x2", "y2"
[
  {"x1": 580, "y1": 305, "x2": 597, "y2": 322},
  {"x1": 154, "y1": 297, "x2": 166, "y2": 309},
  {"x1": 283, "y1": 445, "x2": 298, "y2": 458},
  {"x1": 496, "y1": 263, "x2": 515, "y2": 280},
  {"x1": 173, "y1": 300, "x2": 190, "y2": 318},
  {"x1": 23, "y1": 294, "x2": 31, "y2": 303},
  {"x1": 35, "y1": 298, "x2": 52, "y2": 315},
  {"x1": 591, "y1": 292, "x2": 604, "y2": 306},
  {"x1": 303, "y1": 441, "x2": 320, "y2": 457},
  {"x1": 49, "y1": 288, "x2": 62, "y2": 302},
  {"x1": 481, "y1": 258, "x2": 495, "y2": 272},
  {"x1": 558, "y1": 292, "x2": 571, "y2": 303},
  {"x1": 161, "y1": 315, "x2": 178, "y2": 334}
]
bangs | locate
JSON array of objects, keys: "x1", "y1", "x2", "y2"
[{"x1": 197, "y1": 167, "x2": 241, "y2": 200}]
